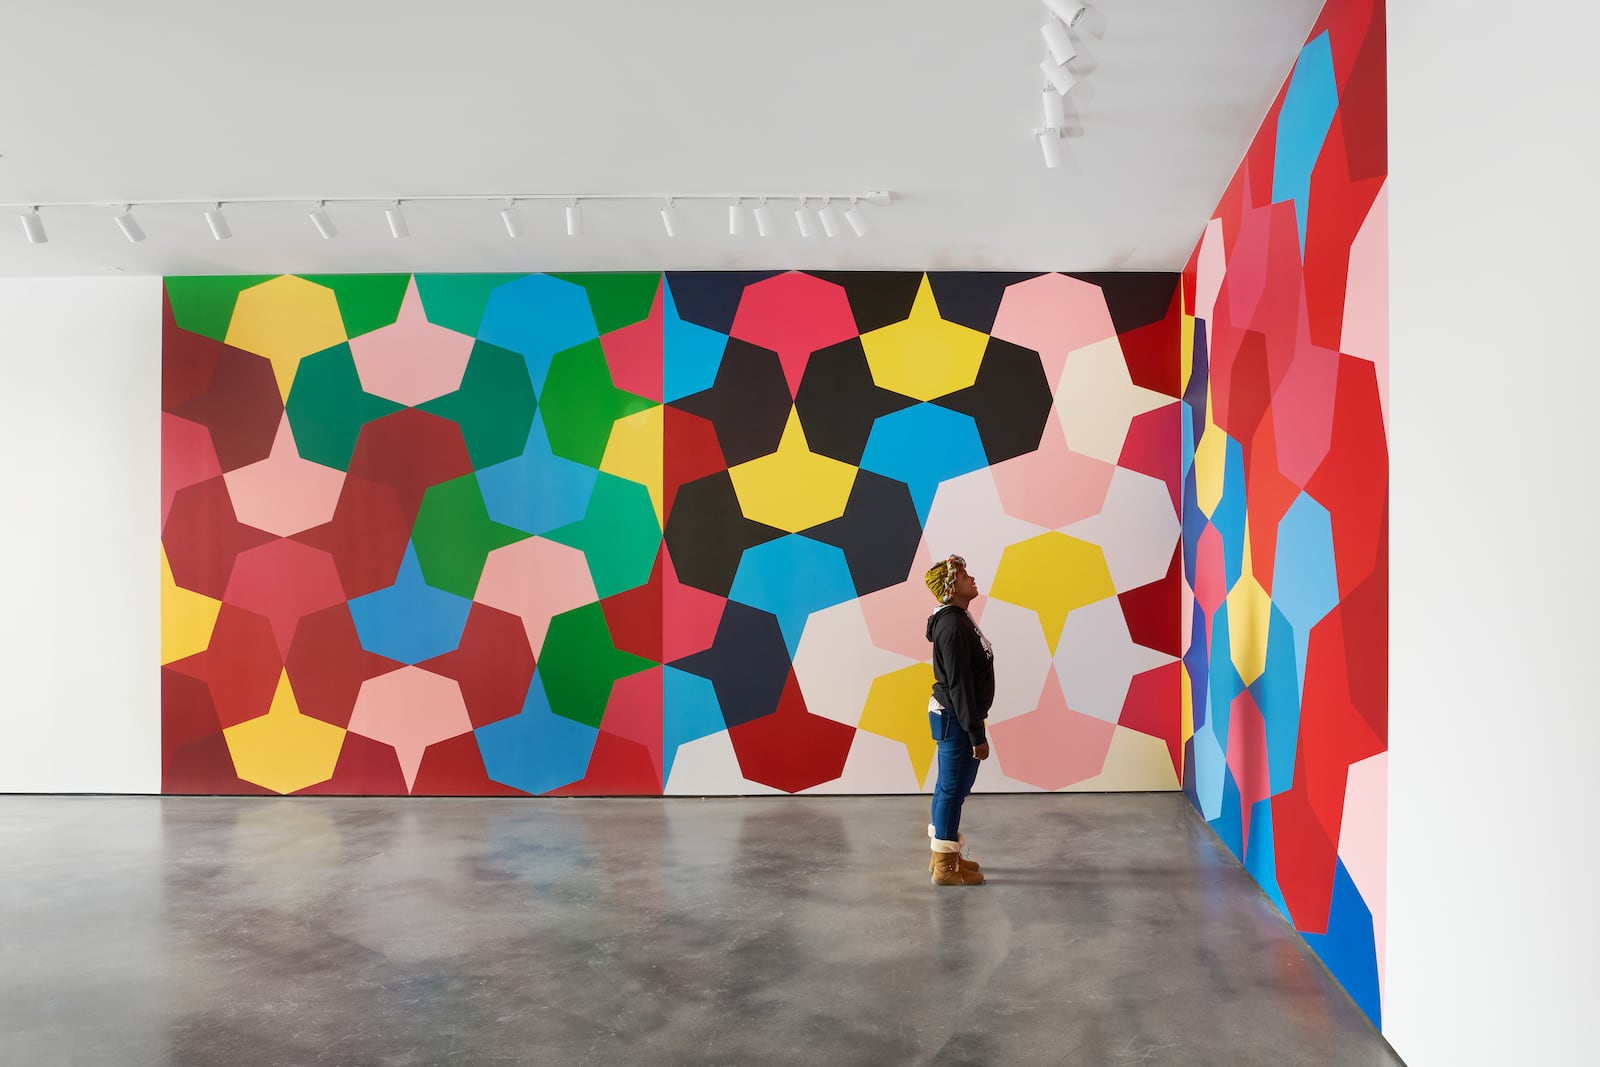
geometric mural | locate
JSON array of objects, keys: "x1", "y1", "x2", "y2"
[
  {"x1": 1180, "y1": 0, "x2": 1388, "y2": 1029},
  {"x1": 162, "y1": 269, "x2": 1185, "y2": 800}
]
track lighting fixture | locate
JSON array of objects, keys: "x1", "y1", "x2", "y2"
[
  {"x1": 1039, "y1": 131, "x2": 1064, "y2": 168},
  {"x1": 1043, "y1": 87, "x2": 1066, "y2": 130},
  {"x1": 817, "y1": 199, "x2": 842, "y2": 238},
  {"x1": 500, "y1": 200, "x2": 524, "y2": 238},
  {"x1": 20, "y1": 207, "x2": 46, "y2": 244},
  {"x1": 794, "y1": 198, "x2": 816, "y2": 238},
  {"x1": 660, "y1": 198, "x2": 681, "y2": 237},
  {"x1": 204, "y1": 204, "x2": 231, "y2": 241},
  {"x1": 309, "y1": 201, "x2": 337, "y2": 239},
  {"x1": 1040, "y1": 57, "x2": 1077, "y2": 95},
  {"x1": 753, "y1": 198, "x2": 773, "y2": 237},
  {"x1": 565, "y1": 199, "x2": 583, "y2": 237},
  {"x1": 114, "y1": 206, "x2": 146, "y2": 243},
  {"x1": 1043, "y1": 0, "x2": 1087, "y2": 28},
  {"x1": 1041, "y1": 18, "x2": 1077, "y2": 66},
  {"x1": 728, "y1": 198, "x2": 745, "y2": 236},
  {"x1": 844, "y1": 198, "x2": 868, "y2": 237},
  {"x1": 386, "y1": 201, "x2": 410, "y2": 239}
]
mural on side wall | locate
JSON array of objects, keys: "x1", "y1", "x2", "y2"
[
  {"x1": 162, "y1": 270, "x2": 1183, "y2": 799},
  {"x1": 1181, "y1": 0, "x2": 1387, "y2": 1029}
]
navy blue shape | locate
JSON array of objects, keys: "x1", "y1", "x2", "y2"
[
  {"x1": 663, "y1": 471, "x2": 785, "y2": 597},
  {"x1": 1067, "y1": 272, "x2": 1182, "y2": 333},
  {"x1": 924, "y1": 272, "x2": 1035, "y2": 332},
  {"x1": 938, "y1": 337, "x2": 1053, "y2": 464},
  {"x1": 806, "y1": 471, "x2": 923, "y2": 597},
  {"x1": 673, "y1": 338, "x2": 792, "y2": 466},
  {"x1": 663, "y1": 272, "x2": 783, "y2": 335},
  {"x1": 671, "y1": 601, "x2": 791, "y2": 729},
  {"x1": 1185, "y1": 325, "x2": 1210, "y2": 445},
  {"x1": 794, "y1": 337, "x2": 914, "y2": 465}
]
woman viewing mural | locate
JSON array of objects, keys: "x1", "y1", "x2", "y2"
[{"x1": 924, "y1": 554, "x2": 993, "y2": 886}]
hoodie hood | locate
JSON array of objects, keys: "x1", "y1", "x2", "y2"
[{"x1": 926, "y1": 604, "x2": 961, "y2": 642}]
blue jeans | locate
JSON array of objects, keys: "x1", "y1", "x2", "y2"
[{"x1": 930, "y1": 712, "x2": 981, "y2": 842}]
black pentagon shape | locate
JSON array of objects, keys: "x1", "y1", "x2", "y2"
[
  {"x1": 664, "y1": 471, "x2": 784, "y2": 597},
  {"x1": 805, "y1": 471, "x2": 923, "y2": 597},
  {"x1": 1066, "y1": 272, "x2": 1182, "y2": 333},
  {"x1": 807, "y1": 271, "x2": 923, "y2": 332},
  {"x1": 664, "y1": 272, "x2": 784, "y2": 334},
  {"x1": 938, "y1": 337, "x2": 1054, "y2": 465},
  {"x1": 793, "y1": 337, "x2": 916, "y2": 465},
  {"x1": 673, "y1": 338, "x2": 792, "y2": 466},
  {"x1": 671, "y1": 601, "x2": 790, "y2": 728},
  {"x1": 925, "y1": 272, "x2": 1036, "y2": 333}
]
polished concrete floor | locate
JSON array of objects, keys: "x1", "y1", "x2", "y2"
[{"x1": 0, "y1": 793, "x2": 1401, "y2": 1067}]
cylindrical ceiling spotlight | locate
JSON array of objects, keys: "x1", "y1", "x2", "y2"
[
  {"x1": 565, "y1": 199, "x2": 583, "y2": 237},
  {"x1": 843, "y1": 198, "x2": 868, "y2": 237},
  {"x1": 114, "y1": 205, "x2": 146, "y2": 243},
  {"x1": 20, "y1": 207, "x2": 46, "y2": 244},
  {"x1": 793, "y1": 198, "x2": 816, "y2": 237},
  {"x1": 660, "y1": 198, "x2": 681, "y2": 237},
  {"x1": 817, "y1": 198, "x2": 842, "y2": 238},
  {"x1": 386, "y1": 201, "x2": 411, "y2": 239},
  {"x1": 1039, "y1": 131, "x2": 1064, "y2": 168},
  {"x1": 1041, "y1": 19, "x2": 1077, "y2": 66},
  {"x1": 1044, "y1": 0, "x2": 1087, "y2": 28},
  {"x1": 204, "y1": 203, "x2": 232, "y2": 240},
  {"x1": 753, "y1": 198, "x2": 773, "y2": 237},
  {"x1": 500, "y1": 200, "x2": 524, "y2": 238},
  {"x1": 729, "y1": 198, "x2": 745, "y2": 236},
  {"x1": 1042, "y1": 87, "x2": 1067, "y2": 129},
  {"x1": 1040, "y1": 57, "x2": 1077, "y2": 95},
  {"x1": 309, "y1": 201, "x2": 338, "y2": 239}
]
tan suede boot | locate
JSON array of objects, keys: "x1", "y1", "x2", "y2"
[
  {"x1": 930, "y1": 840, "x2": 985, "y2": 886},
  {"x1": 927, "y1": 826, "x2": 980, "y2": 873}
]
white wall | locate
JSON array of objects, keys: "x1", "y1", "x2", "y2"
[
  {"x1": 1387, "y1": 3, "x2": 1600, "y2": 1062},
  {"x1": 0, "y1": 277, "x2": 162, "y2": 793}
]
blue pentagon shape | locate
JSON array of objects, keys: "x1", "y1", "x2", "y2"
[
  {"x1": 663, "y1": 280, "x2": 730, "y2": 402},
  {"x1": 1301, "y1": 860, "x2": 1382, "y2": 1028},
  {"x1": 475, "y1": 671, "x2": 599, "y2": 795},
  {"x1": 1251, "y1": 603, "x2": 1304, "y2": 795},
  {"x1": 1272, "y1": 491, "x2": 1340, "y2": 680},
  {"x1": 662, "y1": 666, "x2": 729, "y2": 785},
  {"x1": 859, "y1": 403, "x2": 989, "y2": 524},
  {"x1": 348, "y1": 542, "x2": 472, "y2": 663},
  {"x1": 477, "y1": 412, "x2": 598, "y2": 537},
  {"x1": 728, "y1": 535, "x2": 858, "y2": 658},
  {"x1": 1272, "y1": 31, "x2": 1338, "y2": 251},
  {"x1": 476, "y1": 274, "x2": 599, "y2": 390},
  {"x1": 1242, "y1": 797, "x2": 1292, "y2": 916}
]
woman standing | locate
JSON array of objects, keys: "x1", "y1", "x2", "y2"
[{"x1": 924, "y1": 554, "x2": 994, "y2": 887}]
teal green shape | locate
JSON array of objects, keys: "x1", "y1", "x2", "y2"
[
  {"x1": 539, "y1": 602, "x2": 655, "y2": 727},
  {"x1": 540, "y1": 339, "x2": 656, "y2": 467},
  {"x1": 419, "y1": 340, "x2": 538, "y2": 468},
  {"x1": 284, "y1": 343, "x2": 404, "y2": 470},
  {"x1": 165, "y1": 276, "x2": 278, "y2": 341},
  {"x1": 546, "y1": 472, "x2": 661, "y2": 599},
  {"x1": 415, "y1": 274, "x2": 520, "y2": 337},
  {"x1": 300, "y1": 274, "x2": 412, "y2": 339},
  {"x1": 412, "y1": 475, "x2": 530, "y2": 599},
  {"x1": 550, "y1": 273, "x2": 661, "y2": 334}
]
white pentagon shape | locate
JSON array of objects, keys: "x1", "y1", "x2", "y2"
[
  {"x1": 1055, "y1": 336, "x2": 1171, "y2": 463},
  {"x1": 794, "y1": 598, "x2": 919, "y2": 727},
  {"x1": 1064, "y1": 466, "x2": 1180, "y2": 590},
  {"x1": 1055, "y1": 597, "x2": 1175, "y2": 724}
]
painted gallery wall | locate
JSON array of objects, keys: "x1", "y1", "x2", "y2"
[
  {"x1": 160, "y1": 271, "x2": 1186, "y2": 798},
  {"x1": 1180, "y1": 0, "x2": 1388, "y2": 1032}
]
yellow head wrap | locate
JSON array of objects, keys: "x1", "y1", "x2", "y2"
[{"x1": 924, "y1": 554, "x2": 967, "y2": 604}]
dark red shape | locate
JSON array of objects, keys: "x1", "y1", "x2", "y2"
[
  {"x1": 728, "y1": 672, "x2": 855, "y2": 793},
  {"x1": 297, "y1": 734, "x2": 410, "y2": 795},
  {"x1": 1118, "y1": 403, "x2": 1182, "y2": 516},
  {"x1": 168, "y1": 603, "x2": 283, "y2": 729},
  {"x1": 601, "y1": 550, "x2": 665, "y2": 663},
  {"x1": 167, "y1": 339, "x2": 283, "y2": 472},
  {"x1": 1218, "y1": 329, "x2": 1273, "y2": 444},
  {"x1": 162, "y1": 476, "x2": 276, "y2": 599},
  {"x1": 1118, "y1": 545, "x2": 1182, "y2": 657},
  {"x1": 1117, "y1": 285, "x2": 1183, "y2": 398},
  {"x1": 662, "y1": 405, "x2": 728, "y2": 516},
  {"x1": 1339, "y1": 554, "x2": 1388, "y2": 747},
  {"x1": 347, "y1": 408, "x2": 475, "y2": 526},
  {"x1": 421, "y1": 603, "x2": 536, "y2": 729},
  {"x1": 164, "y1": 733, "x2": 273, "y2": 795},
  {"x1": 1119, "y1": 662, "x2": 1182, "y2": 784},
  {"x1": 295, "y1": 474, "x2": 412, "y2": 598},
  {"x1": 1242, "y1": 410, "x2": 1304, "y2": 594},
  {"x1": 1334, "y1": 1, "x2": 1387, "y2": 183},
  {"x1": 1306, "y1": 355, "x2": 1389, "y2": 595},
  {"x1": 162, "y1": 666, "x2": 221, "y2": 757},
  {"x1": 286, "y1": 604, "x2": 402, "y2": 728},
  {"x1": 162, "y1": 295, "x2": 220, "y2": 409},
  {"x1": 410, "y1": 733, "x2": 528, "y2": 795},
  {"x1": 223, "y1": 539, "x2": 347, "y2": 656},
  {"x1": 548, "y1": 731, "x2": 663, "y2": 795}
]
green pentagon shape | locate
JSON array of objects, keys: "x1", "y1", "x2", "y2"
[
  {"x1": 418, "y1": 339, "x2": 538, "y2": 468},
  {"x1": 540, "y1": 339, "x2": 656, "y2": 467},
  {"x1": 284, "y1": 343, "x2": 404, "y2": 470},
  {"x1": 550, "y1": 272, "x2": 661, "y2": 334},
  {"x1": 538, "y1": 602, "x2": 655, "y2": 727},
  {"x1": 415, "y1": 274, "x2": 518, "y2": 337},
  {"x1": 546, "y1": 472, "x2": 661, "y2": 600},
  {"x1": 412, "y1": 474, "x2": 530, "y2": 599},
  {"x1": 165, "y1": 276, "x2": 279, "y2": 341},
  {"x1": 300, "y1": 274, "x2": 412, "y2": 339}
]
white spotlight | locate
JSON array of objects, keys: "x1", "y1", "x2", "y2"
[
  {"x1": 1039, "y1": 131, "x2": 1064, "y2": 168},
  {"x1": 386, "y1": 201, "x2": 410, "y2": 239},
  {"x1": 114, "y1": 205, "x2": 146, "y2": 243},
  {"x1": 500, "y1": 200, "x2": 524, "y2": 238},
  {"x1": 309, "y1": 201, "x2": 338, "y2": 239},
  {"x1": 565, "y1": 199, "x2": 583, "y2": 237},
  {"x1": 729, "y1": 199, "x2": 745, "y2": 236},
  {"x1": 20, "y1": 207, "x2": 46, "y2": 244},
  {"x1": 793, "y1": 199, "x2": 815, "y2": 237},
  {"x1": 1040, "y1": 57, "x2": 1077, "y2": 95},
  {"x1": 753, "y1": 198, "x2": 773, "y2": 237},
  {"x1": 660, "y1": 198, "x2": 681, "y2": 237},
  {"x1": 817, "y1": 198, "x2": 842, "y2": 238},
  {"x1": 1041, "y1": 19, "x2": 1077, "y2": 66},
  {"x1": 1043, "y1": 0, "x2": 1087, "y2": 27},
  {"x1": 843, "y1": 198, "x2": 868, "y2": 237},
  {"x1": 1043, "y1": 87, "x2": 1066, "y2": 129},
  {"x1": 204, "y1": 203, "x2": 232, "y2": 240}
]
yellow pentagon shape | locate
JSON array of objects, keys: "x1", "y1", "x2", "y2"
[
  {"x1": 600, "y1": 405, "x2": 665, "y2": 525},
  {"x1": 860, "y1": 663, "x2": 939, "y2": 788},
  {"x1": 1226, "y1": 574, "x2": 1273, "y2": 686},
  {"x1": 859, "y1": 275, "x2": 989, "y2": 401},
  {"x1": 990, "y1": 533, "x2": 1116, "y2": 655},
  {"x1": 727, "y1": 408, "x2": 857, "y2": 533},
  {"x1": 1193, "y1": 406, "x2": 1226, "y2": 519},
  {"x1": 225, "y1": 276, "x2": 349, "y2": 401},
  {"x1": 223, "y1": 670, "x2": 346, "y2": 794},
  {"x1": 161, "y1": 546, "x2": 220, "y2": 664},
  {"x1": 1181, "y1": 665, "x2": 1195, "y2": 745},
  {"x1": 1181, "y1": 312, "x2": 1195, "y2": 392}
]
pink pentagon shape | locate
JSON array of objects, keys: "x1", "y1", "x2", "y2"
[
  {"x1": 1341, "y1": 184, "x2": 1389, "y2": 428},
  {"x1": 349, "y1": 277, "x2": 475, "y2": 407},
  {"x1": 730, "y1": 272, "x2": 858, "y2": 396},
  {"x1": 223, "y1": 415, "x2": 346, "y2": 537},
  {"x1": 600, "y1": 667, "x2": 665, "y2": 785},
  {"x1": 1193, "y1": 218, "x2": 1226, "y2": 325},
  {"x1": 1192, "y1": 523, "x2": 1227, "y2": 619},
  {"x1": 222, "y1": 538, "x2": 347, "y2": 656},
  {"x1": 991, "y1": 273, "x2": 1118, "y2": 391},
  {"x1": 1226, "y1": 689, "x2": 1271, "y2": 850},
  {"x1": 348, "y1": 666, "x2": 474, "y2": 793},
  {"x1": 859, "y1": 540, "x2": 941, "y2": 661},
  {"x1": 1340, "y1": 751, "x2": 1388, "y2": 995},
  {"x1": 475, "y1": 536, "x2": 598, "y2": 657},
  {"x1": 1271, "y1": 341, "x2": 1341, "y2": 487},
  {"x1": 1119, "y1": 403, "x2": 1182, "y2": 517},
  {"x1": 992, "y1": 416, "x2": 1114, "y2": 529},
  {"x1": 989, "y1": 666, "x2": 1116, "y2": 790},
  {"x1": 601, "y1": 280, "x2": 664, "y2": 402},
  {"x1": 662, "y1": 545, "x2": 725, "y2": 661},
  {"x1": 163, "y1": 413, "x2": 221, "y2": 528},
  {"x1": 1219, "y1": 196, "x2": 1273, "y2": 330}
]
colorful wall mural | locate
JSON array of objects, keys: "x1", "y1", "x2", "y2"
[
  {"x1": 162, "y1": 271, "x2": 1185, "y2": 799},
  {"x1": 1180, "y1": 0, "x2": 1387, "y2": 1028}
]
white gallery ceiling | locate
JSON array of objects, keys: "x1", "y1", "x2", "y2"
[{"x1": 0, "y1": 0, "x2": 1324, "y2": 277}]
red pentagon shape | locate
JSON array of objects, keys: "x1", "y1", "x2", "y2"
[
  {"x1": 297, "y1": 733, "x2": 410, "y2": 795},
  {"x1": 164, "y1": 732, "x2": 273, "y2": 795},
  {"x1": 1270, "y1": 783, "x2": 1339, "y2": 935},
  {"x1": 347, "y1": 408, "x2": 474, "y2": 526},
  {"x1": 224, "y1": 539, "x2": 347, "y2": 656},
  {"x1": 729, "y1": 671, "x2": 855, "y2": 793},
  {"x1": 162, "y1": 414, "x2": 221, "y2": 529},
  {"x1": 1242, "y1": 410, "x2": 1304, "y2": 594},
  {"x1": 601, "y1": 549, "x2": 665, "y2": 663},
  {"x1": 1336, "y1": 9, "x2": 1387, "y2": 182},
  {"x1": 295, "y1": 474, "x2": 411, "y2": 598},
  {"x1": 177, "y1": 603, "x2": 283, "y2": 729},
  {"x1": 1339, "y1": 559, "x2": 1388, "y2": 747},
  {"x1": 162, "y1": 665, "x2": 220, "y2": 757},
  {"x1": 162, "y1": 295, "x2": 220, "y2": 409},
  {"x1": 1218, "y1": 329, "x2": 1273, "y2": 444},
  {"x1": 548, "y1": 731, "x2": 663, "y2": 796},
  {"x1": 1119, "y1": 403, "x2": 1181, "y2": 516},
  {"x1": 411, "y1": 733, "x2": 529, "y2": 795},
  {"x1": 1117, "y1": 285, "x2": 1182, "y2": 398},
  {"x1": 663, "y1": 405, "x2": 728, "y2": 516},
  {"x1": 1118, "y1": 545, "x2": 1182, "y2": 658},
  {"x1": 167, "y1": 339, "x2": 283, "y2": 472},
  {"x1": 287, "y1": 604, "x2": 402, "y2": 728},
  {"x1": 162, "y1": 476, "x2": 276, "y2": 599},
  {"x1": 1305, "y1": 354, "x2": 1388, "y2": 595},
  {"x1": 1119, "y1": 661, "x2": 1182, "y2": 784},
  {"x1": 420, "y1": 602, "x2": 536, "y2": 729}
]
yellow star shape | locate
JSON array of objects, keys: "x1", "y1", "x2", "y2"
[
  {"x1": 728, "y1": 407, "x2": 858, "y2": 533},
  {"x1": 860, "y1": 274, "x2": 990, "y2": 401}
]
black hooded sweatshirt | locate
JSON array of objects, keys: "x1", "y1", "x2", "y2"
[{"x1": 926, "y1": 604, "x2": 995, "y2": 747}]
